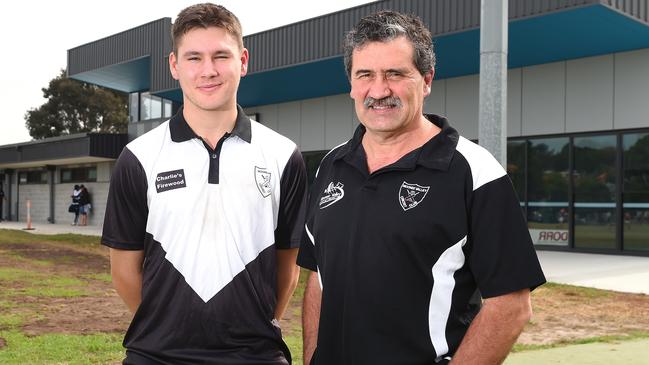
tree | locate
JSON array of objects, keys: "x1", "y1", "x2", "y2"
[{"x1": 24, "y1": 69, "x2": 128, "y2": 139}]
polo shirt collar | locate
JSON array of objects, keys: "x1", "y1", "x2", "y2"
[
  {"x1": 169, "y1": 104, "x2": 252, "y2": 143},
  {"x1": 334, "y1": 114, "x2": 459, "y2": 171}
]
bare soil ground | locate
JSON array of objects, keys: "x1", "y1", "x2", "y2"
[{"x1": 2, "y1": 239, "x2": 649, "y2": 347}]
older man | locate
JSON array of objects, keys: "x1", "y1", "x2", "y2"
[{"x1": 298, "y1": 10, "x2": 545, "y2": 365}]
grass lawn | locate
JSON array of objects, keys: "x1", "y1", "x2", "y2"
[{"x1": 1, "y1": 229, "x2": 649, "y2": 364}]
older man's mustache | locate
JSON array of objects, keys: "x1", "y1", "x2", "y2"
[{"x1": 364, "y1": 96, "x2": 402, "y2": 109}]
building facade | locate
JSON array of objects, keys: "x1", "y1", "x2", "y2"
[{"x1": 1, "y1": 0, "x2": 648, "y2": 255}]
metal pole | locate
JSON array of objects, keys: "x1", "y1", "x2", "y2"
[{"x1": 479, "y1": 0, "x2": 508, "y2": 166}]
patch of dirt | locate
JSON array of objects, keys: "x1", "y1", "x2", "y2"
[
  {"x1": 0, "y1": 241, "x2": 130, "y2": 336},
  {"x1": 518, "y1": 285, "x2": 649, "y2": 345},
  {"x1": 1, "y1": 242, "x2": 109, "y2": 274},
  {"x1": 0, "y1": 337, "x2": 6, "y2": 349},
  {"x1": 2, "y1": 239, "x2": 649, "y2": 347}
]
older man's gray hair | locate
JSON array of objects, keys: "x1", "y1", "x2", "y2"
[{"x1": 343, "y1": 10, "x2": 435, "y2": 78}]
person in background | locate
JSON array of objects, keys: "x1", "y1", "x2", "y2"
[
  {"x1": 78, "y1": 185, "x2": 90, "y2": 226},
  {"x1": 101, "y1": 3, "x2": 307, "y2": 364},
  {"x1": 70, "y1": 185, "x2": 80, "y2": 226},
  {"x1": 0, "y1": 186, "x2": 5, "y2": 222},
  {"x1": 298, "y1": 10, "x2": 546, "y2": 365}
]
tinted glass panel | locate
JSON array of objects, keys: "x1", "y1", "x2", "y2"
[
  {"x1": 573, "y1": 135, "x2": 617, "y2": 249},
  {"x1": 526, "y1": 138, "x2": 569, "y2": 246},
  {"x1": 623, "y1": 133, "x2": 649, "y2": 251},
  {"x1": 507, "y1": 140, "x2": 526, "y2": 204},
  {"x1": 302, "y1": 151, "x2": 327, "y2": 187},
  {"x1": 129, "y1": 93, "x2": 139, "y2": 122}
]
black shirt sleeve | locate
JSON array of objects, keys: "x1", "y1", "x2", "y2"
[
  {"x1": 274, "y1": 147, "x2": 308, "y2": 249},
  {"x1": 467, "y1": 175, "x2": 546, "y2": 298},
  {"x1": 101, "y1": 147, "x2": 149, "y2": 250}
]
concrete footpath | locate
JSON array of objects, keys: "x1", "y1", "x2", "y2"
[{"x1": 505, "y1": 338, "x2": 649, "y2": 365}]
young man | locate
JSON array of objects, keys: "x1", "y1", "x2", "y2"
[
  {"x1": 102, "y1": 4, "x2": 306, "y2": 364},
  {"x1": 298, "y1": 11, "x2": 546, "y2": 365}
]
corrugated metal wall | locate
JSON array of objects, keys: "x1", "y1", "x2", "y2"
[
  {"x1": 66, "y1": 0, "x2": 648, "y2": 93},
  {"x1": 244, "y1": 0, "x2": 611, "y2": 74},
  {"x1": 603, "y1": 0, "x2": 649, "y2": 22}
]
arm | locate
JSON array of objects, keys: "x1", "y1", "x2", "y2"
[
  {"x1": 109, "y1": 248, "x2": 145, "y2": 314},
  {"x1": 450, "y1": 289, "x2": 532, "y2": 365},
  {"x1": 275, "y1": 248, "x2": 300, "y2": 320},
  {"x1": 302, "y1": 271, "x2": 322, "y2": 365}
]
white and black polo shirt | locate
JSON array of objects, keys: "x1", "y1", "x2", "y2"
[
  {"x1": 102, "y1": 105, "x2": 307, "y2": 365},
  {"x1": 298, "y1": 115, "x2": 545, "y2": 365}
]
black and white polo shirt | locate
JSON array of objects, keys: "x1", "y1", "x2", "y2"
[
  {"x1": 102, "y1": 105, "x2": 306, "y2": 365},
  {"x1": 298, "y1": 115, "x2": 545, "y2": 365}
]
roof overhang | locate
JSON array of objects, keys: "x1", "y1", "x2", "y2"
[
  {"x1": 239, "y1": 3, "x2": 649, "y2": 107},
  {"x1": 65, "y1": 3, "x2": 649, "y2": 108},
  {"x1": 0, "y1": 134, "x2": 127, "y2": 170},
  {"x1": 71, "y1": 57, "x2": 151, "y2": 93}
]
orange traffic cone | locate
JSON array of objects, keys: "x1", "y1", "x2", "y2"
[{"x1": 23, "y1": 199, "x2": 35, "y2": 231}]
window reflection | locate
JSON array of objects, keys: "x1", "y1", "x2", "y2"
[
  {"x1": 526, "y1": 138, "x2": 569, "y2": 246},
  {"x1": 573, "y1": 135, "x2": 617, "y2": 249},
  {"x1": 623, "y1": 133, "x2": 649, "y2": 251}
]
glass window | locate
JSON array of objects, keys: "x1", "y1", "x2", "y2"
[
  {"x1": 623, "y1": 133, "x2": 649, "y2": 251},
  {"x1": 129, "y1": 93, "x2": 139, "y2": 123},
  {"x1": 507, "y1": 140, "x2": 526, "y2": 204},
  {"x1": 164, "y1": 99, "x2": 173, "y2": 118},
  {"x1": 141, "y1": 92, "x2": 152, "y2": 120},
  {"x1": 302, "y1": 151, "x2": 327, "y2": 187},
  {"x1": 150, "y1": 95, "x2": 162, "y2": 119},
  {"x1": 60, "y1": 167, "x2": 97, "y2": 183},
  {"x1": 19, "y1": 170, "x2": 47, "y2": 184},
  {"x1": 573, "y1": 135, "x2": 617, "y2": 250},
  {"x1": 526, "y1": 138, "x2": 570, "y2": 246}
]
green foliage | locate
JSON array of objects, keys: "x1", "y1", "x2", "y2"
[
  {"x1": 0, "y1": 330, "x2": 124, "y2": 364},
  {"x1": 0, "y1": 267, "x2": 89, "y2": 299},
  {"x1": 24, "y1": 69, "x2": 128, "y2": 139}
]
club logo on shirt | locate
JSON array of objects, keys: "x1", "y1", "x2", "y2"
[
  {"x1": 319, "y1": 182, "x2": 345, "y2": 209},
  {"x1": 156, "y1": 169, "x2": 187, "y2": 193},
  {"x1": 255, "y1": 166, "x2": 272, "y2": 198},
  {"x1": 398, "y1": 181, "x2": 430, "y2": 211}
]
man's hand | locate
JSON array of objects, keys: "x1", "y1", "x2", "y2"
[
  {"x1": 275, "y1": 248, "x2": 300, "y2": 321},
  {"x1": 109, "y1": 248, "x2": 144, "y2": 314},
  {"x1": 303, "y1": 271, "x2": 322, "y2": 365},
  {"x1": 450, "y1": 289, "x2": 532, "y2": 365}
]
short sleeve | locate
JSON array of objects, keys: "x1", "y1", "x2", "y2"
[
  {"x1": 297, "y1": 218, "x2": 318, "y2": 272},
  {"x1": 101, "y1": 147, "x2": 149, "y2": 250},
  {"x1": 467, "y1": 175, "x2": 546, "y2": 298},
  {"x1": 274, "y1": 147, "x2": 308, "y2": 249}
]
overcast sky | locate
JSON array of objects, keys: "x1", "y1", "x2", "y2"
[{"x1": 0, "y1": 0, "x2": 376, "y2": 145}]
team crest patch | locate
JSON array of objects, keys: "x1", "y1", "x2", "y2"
[
  {"x1": 398, "y1": 181, "x2": 430, "y2": 211},
  {"x1": 156, "y1": 169, "x2": 187, "y2": 193},
  {"x1": 255, "y1": 166, "x2": 272, "y2": 198},
  {"x1": 319, "y1": 182, "x2": 345, "y2": 209}
]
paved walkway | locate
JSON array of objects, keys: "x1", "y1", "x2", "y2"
[
  {"x1": 536, "y1": 250, "x2": 649, "y2": 295},
  {"x1": 505, "y1": 338, "x2": 649, "y2": 365},
  {"x1": 0, "y1": 220, "x2": 102, "y2": 237}
]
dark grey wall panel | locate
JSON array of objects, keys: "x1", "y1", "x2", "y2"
[
  {"x1": 0, "y1": 135, "x2": 127, "y2": 165},
  {"x1": 67, "y1": 0, "x2": 648, "y2": 91},
  {"x1": 603, "y1": 0, "x2": 649, "y2": 21}
]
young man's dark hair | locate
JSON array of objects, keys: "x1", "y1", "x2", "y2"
[{"x1": 171, "y1": 2, "x2": 243, "y2": 53}]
